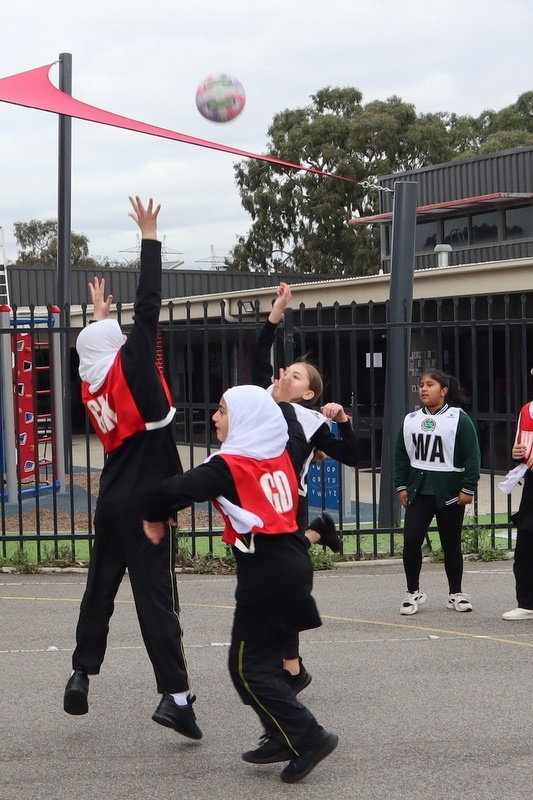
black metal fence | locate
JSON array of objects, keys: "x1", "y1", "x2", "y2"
[{"x1": 2, "y1": 292, "x2": 531, "y2": 564}]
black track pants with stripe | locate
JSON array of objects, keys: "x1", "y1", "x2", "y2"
[{"x1": 229, "y1": 601, "x2": 320, "y2": 754}]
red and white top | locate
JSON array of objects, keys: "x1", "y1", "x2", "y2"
[
  {"x1": 213, "y1": 451, "x2": 299, "y2": 547},
  {"x1": 81, "y1": 354, "x2": 174, "y2": 454}
]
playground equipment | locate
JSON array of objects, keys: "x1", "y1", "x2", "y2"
[{"x1": 0, "y1": 304, "x2": 66, "y2": 502}]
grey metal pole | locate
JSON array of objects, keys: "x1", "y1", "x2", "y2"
[
  {"x1": 57, "y1": 52, "x2": 73, "y2": 470},
  {"x1": 57, "y1": 52, "x2": 72, "y2": 319},
  {"x1": 0, "y1": 307, "x2": 18, "y2": 501},
  {"x1": 282, "y1": 306, "x2": 294, "y2": 366},
  {"x1": 378, "y1": 181, "x2": 418, "y2": 528},
  {"x1": 49, "y1": 308, "x2": 66, "y2": 493}
]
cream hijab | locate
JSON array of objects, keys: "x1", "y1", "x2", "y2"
[
  {"x1": 214, "y1": 384, "x2": 289, "y2": 460},
  {"x1": 76, "y1": 319, "x2": 125, "y2": 394},
  {"x1": 205, "y1": 384, "x2": 292, "y2": 551}
]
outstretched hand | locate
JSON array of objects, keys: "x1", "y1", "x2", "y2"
[
  {"x1": 128, "y1": 195, "x2": 161, "y2": 241},
  {"x1": 89, "y1": 276, "x2": 113, "y2": 321},
  {"x1": 268, "y1": 282, "x2": 292, "y2": 324}
]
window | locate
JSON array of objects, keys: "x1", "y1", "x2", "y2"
[
  {"x1": 415, "y1": 221, "x2": 438, "y2": 252},
  {"x1": 471, "y1": 210, "x2": 499, "y2": 244},
  {"x1": 443, "y1": 217, "x2": 468, "y2": 246},
  {"x1": 505, "y1": 205, "x2": 533, "y2": 240},
  {"x1": 382, "y1": 224, "x2": 391, "y2": 257}
]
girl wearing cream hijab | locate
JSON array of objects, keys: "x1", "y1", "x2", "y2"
[{"x1": 143, "y1": 384, "x2": 338, "y2": 784}]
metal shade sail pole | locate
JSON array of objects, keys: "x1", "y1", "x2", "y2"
[
  {"x1": 378, "y1": 181, "x2": 418, "y2": 528},
  {"x1": 56, "y1": 52, "x2": 73, "y2": 471}
]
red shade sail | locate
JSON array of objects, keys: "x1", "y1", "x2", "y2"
[{"x1": 0, "y1": 63, "x2": 356, "y2": 184}]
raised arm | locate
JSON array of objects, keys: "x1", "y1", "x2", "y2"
[
  {"x1": 122, "y1": 196, "x2": 162, "y2": 366},
  {"x1": 268, "y1": 282, "x2": 292, "y2": 325},
  {"x1": 251, "y1": 283, "x2": 292, "y2": 388}
]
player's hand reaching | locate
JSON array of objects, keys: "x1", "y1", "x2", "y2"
[
  {"x1": 89, "y1": 276, "x2": 113, "y2": 321},
  {"x1": 268, "y1": 282, "x2": 292, "y2": 324},
  {"x1": 128, "y1": 195, "x2": 161, "y2": 241}
]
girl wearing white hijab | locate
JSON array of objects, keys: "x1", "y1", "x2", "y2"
[
  {"x1": 64, "y1": 197, "x2": 200, "y2": 743},
  {"x1": 143, "y1": 384, "x2": 338, "y2": 784}
]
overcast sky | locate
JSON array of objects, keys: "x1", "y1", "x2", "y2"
[{"x1": 1, "y1": 0, "x2": 532, "y2": 271}]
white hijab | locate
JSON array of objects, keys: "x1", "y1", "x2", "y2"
[
  {"x1": 205, "y1": 384, "x2": 291, "y2": 552},
  {"x1": 214, "y1": 384, "x2": 289, "y2": 460},
  {"x1": 76, "y1": 319, "x2": 125, "y2": 394}
]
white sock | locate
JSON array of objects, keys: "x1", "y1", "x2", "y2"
[{"x1": 171, "y1": 691, "x2": 190, "y2": 706}]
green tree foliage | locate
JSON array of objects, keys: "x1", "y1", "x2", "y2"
[
  {"x1": 12, "y1": 219, "x2": 126, "y2": 268},
  {"x1": 476, "y1": 91, "x2": 533, "y2": 154},
  {"x1": 231, "y1": 89, "x2": 533, "y2": 275}
]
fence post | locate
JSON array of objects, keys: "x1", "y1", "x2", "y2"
[
  {"x1": 49, "y1": 306, "x2": 66, "y2": 493},
  {"x1": 0, "y1": 305, "x2": 18, "y2": 501},
  {"x1": 282, "y1": 306, "x2": 294, "y2": 365}
]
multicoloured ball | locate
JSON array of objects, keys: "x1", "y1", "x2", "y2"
[{"x1": 195, "y1": 74, "x2": 246, "y2": 123}]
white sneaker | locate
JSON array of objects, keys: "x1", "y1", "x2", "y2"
[
  {"x1": 400, "y1": 590, "x2": 427, "y2": 615},
  {"x1": 502, "y1": 607, "x2": 533, "y2": 620},
  {"x1": 447, "y1": 592, "x2": 473, "y2": 612}
]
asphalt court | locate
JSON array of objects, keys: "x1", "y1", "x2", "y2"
[{"x1": 2, "y1": 560, "x2": 533, "y2": 800}]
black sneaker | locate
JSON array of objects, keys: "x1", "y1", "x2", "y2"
[
  {"x1": 283, "y1": 658, "x2": 312, "y2": 695},
  {"x1": 63, "y1": 669, "x2": 89, "y2": 715},
  {"x1": 242, "y1": 733, "x2": 293, "y2": 764},
  {"x1": 280, "y1": 727, "x2": 338, "y2": 783},
  {"x1": 152, "y1": 693, "x2": 203, "y2": 740},
  {"x1": 308, "y1": 512, "x2": 341, "y2": 553}
]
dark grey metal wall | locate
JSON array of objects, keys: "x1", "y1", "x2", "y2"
[
  {"x1": 379, "y1": 146, "x2": 533, "y2": 210},
  {"x1": 406, "y1": 239, "x2": 533, "y2": 270},
  {"x1": 6, "y1": 266, "x2": 339, "y2": 308}
]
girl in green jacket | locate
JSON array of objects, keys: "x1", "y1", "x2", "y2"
[{"x1": 394, "y1": 369, "x2": 481, "y2": 616}]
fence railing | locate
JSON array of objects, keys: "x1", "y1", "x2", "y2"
[{"x1": 1, "y1": 293, "x2": 529, "y2": 564}]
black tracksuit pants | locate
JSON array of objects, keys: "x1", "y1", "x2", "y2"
[
  {"x1": 229, "y1": 602, "x2": 319, "y2": 754},
  {"x1": 228, "y1": 536, "x2": 322, "y2": 754},
  {"x1": 72, "y1": 515, "x2": 190, "y2": 694},
  {"x1": 512, "y1": 528, "x2": 533, "y2": 609},
  {"x1": 403, "y1": 493, "x2": 466, "y2": 594},
  {"x1": 510, "y1": 471, "x2": 533, "y2": 609}
]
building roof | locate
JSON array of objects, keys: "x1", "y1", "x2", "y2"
[
  {"x1": 5, "y1": 265, "x2": 340, "y2": 308},
  {"x1": 349, "y1": 192, "x2": 533, "y2": 225}
]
